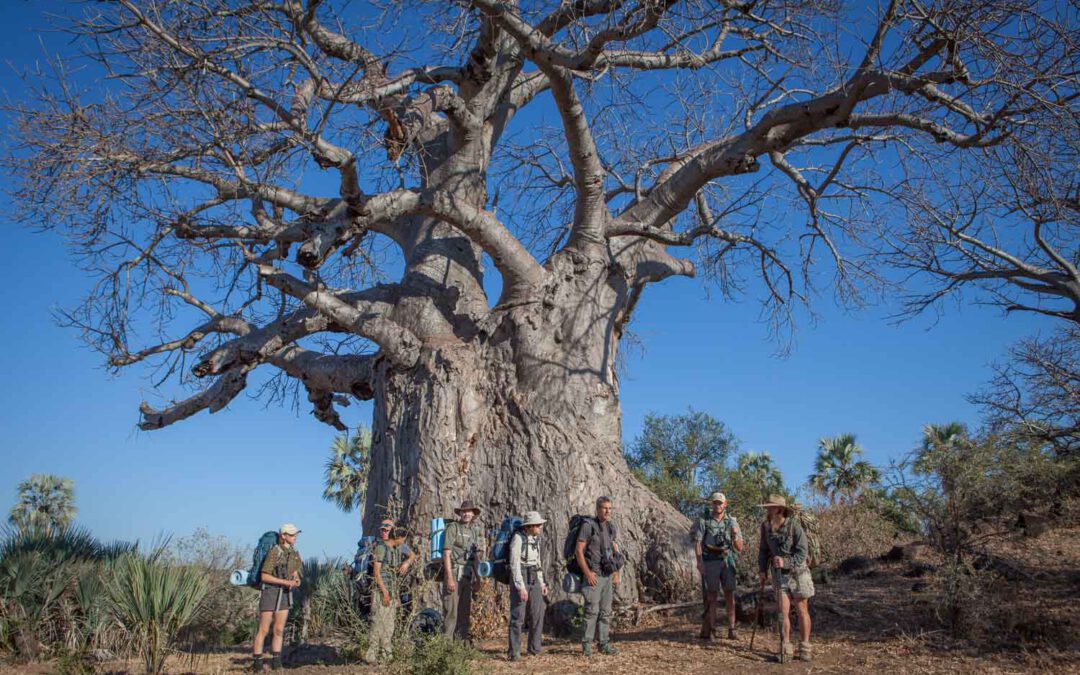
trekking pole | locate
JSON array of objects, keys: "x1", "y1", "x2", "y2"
[
  {"x1": 772, "y1": 567, "x2": 788, "y2": 664},
  {"x1": 749, "y1": 578, "x2": 765, "y2": 651}
]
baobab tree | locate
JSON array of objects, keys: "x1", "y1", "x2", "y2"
[{"x1": 6, "y1": 0, "x2": 1075, "y2": 600}]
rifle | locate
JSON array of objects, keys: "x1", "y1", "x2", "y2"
[{"x1": 749, "y1": 578, "x2": 765, "y2": 651}]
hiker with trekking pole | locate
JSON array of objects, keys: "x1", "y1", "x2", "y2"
[
  {"x1": 757, "y1": 495, "x2": 815, "y2": 662},
  {"x1": 251, "y1": 523, "x2": 303, "y2": 673}
]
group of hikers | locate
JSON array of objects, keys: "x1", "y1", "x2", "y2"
[{"x1": 248, "y1": 492, "x2": 814, "y2": 670}]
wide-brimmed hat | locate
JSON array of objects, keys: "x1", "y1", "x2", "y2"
[
  {"x1": 521, "y1": 511, "x2": 547, "y2": 526},
  {"x1": 280, "y1": 523, "x2": 301, "y2": 535},
  {"x1": 454, "y1": 500, "x2": 482, "y2": 516},
  {"x1": 757, "y1": 495, "x2": 794, "y2": 515},
  {"x1": 707, "y1": 492, "x2": 727, "y2": 504}
]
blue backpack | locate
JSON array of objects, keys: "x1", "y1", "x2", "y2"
[
  {"x1": 490, "y1": 516, "x2": 523, "y2": 585},
  {"x1": 247, "y1": 531, "x2": 280, "y2": 590},
  {"x1": 351, "y1": 536, "x2": 377, "y2": 589}
]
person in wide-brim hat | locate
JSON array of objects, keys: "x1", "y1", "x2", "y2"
[
  {"x1": 454, "y1": 500, "x2": 482, "y2": 516},
  {"x1": 758, "y1": 494, "x2": 794, "y2": 516},
  {"x1": 521, "y1": 511, "x2": 547, "y2": 526}
]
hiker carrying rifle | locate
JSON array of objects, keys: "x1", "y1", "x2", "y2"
[
  {"x1": 757, "y1": 495, "x2": 814, "y2": 662},
  {"x1": 692, "y1": 492, "x2": 744, "y2": 641}
]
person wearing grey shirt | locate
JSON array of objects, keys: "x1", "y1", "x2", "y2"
[{"x1": 507, "y1": 511, "x2": 548, "y2": 661}]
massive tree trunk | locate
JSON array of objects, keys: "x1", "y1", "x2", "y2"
[{"x1": 365, "y1": 250, "x2": 695, "y2": 604}]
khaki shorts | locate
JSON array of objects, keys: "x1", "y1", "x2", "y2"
[
  {"x1": 703, "y1": 559, "x2": 737, "y2": 593},
  {"x1": 782, "y1": 568, "x2": 815, "y2": 599},
  {"x1": 258, "y1": 586, "x2": 293, "y2": 612}
]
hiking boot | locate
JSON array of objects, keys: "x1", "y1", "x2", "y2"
[
  {"x1": 797, "y1": 641, "x2": 813, "y2": 662},
  {"x1": 508, "y1": 653, "x2": 520, "y2": 662},
  {"x1": 599, "y1": 643, "x2": 618, "y2": 656},
  {"x1": 781, "y1": 641, "x2": 794, "y2": 662},
  {"x1": 251, "y1": 655, "x2": 266, "y2": 673},
  {"x1": 269, "y1": 653, "x2": 283, "y2": 671},
  {"x1": 727, "y1": 627, "x2": 737, "y2": 640},
  {"x1": 582, "y1": 642, "x2": 593, "y2": 657}
]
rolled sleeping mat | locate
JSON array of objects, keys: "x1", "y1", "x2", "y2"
[
  {"x1": 562, "y1": 571, "x2": 582, "y2": 594},
  {"x1": 230, "y1": 569, "x2": 249, "y2": 586},
  {"x1": 477, "y1": 560, "x2": 493, "y2": 578},
  {"x1": 430, "y1": 518, "x2": 446, "y2": 561}
]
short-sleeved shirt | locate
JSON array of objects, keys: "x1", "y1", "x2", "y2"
[
  {"x1": 372, "y1": 541, "x2": 412, "y2": 587},
  {"x1": 758, "y1": 517, "x2": 808, "y2": 573},
  {"x1": 692, "y1": 514, "x2": 742, "y2": 561},
  {"x1": 443, "y1": 520, "x2": 485, "y2": 566},
  {"x1": 261, "y1": 544, "x2": 302, "y2": 582},
  {"x1": 577, "y1": 518, "x2": 617, "y2": 571}
]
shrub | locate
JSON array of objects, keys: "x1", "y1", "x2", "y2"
[
  {"x1": 390, "y1": 634, "x2": 480, "y2": 675},
  {"x1": 107, "y1": 552, "x2": 210, "y2": 674},
  {"x1": 0, "y1": 527, "x2": 129, "y2": 660}
]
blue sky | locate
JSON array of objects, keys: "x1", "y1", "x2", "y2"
[{"x1": 0, "y1": 2, "x2": 1050, "y2": 560}]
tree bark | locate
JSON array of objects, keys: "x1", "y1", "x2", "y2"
[{"x1": 364, "y1": 252, "x2": 695, "y2": 604}]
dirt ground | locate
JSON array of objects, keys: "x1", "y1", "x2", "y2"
[{"x1": 4, "y1": 528, "x2": 1077, "y2": 674}]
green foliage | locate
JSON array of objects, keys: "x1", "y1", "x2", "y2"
[
  {"x1": 0, "y1": 527, "x2": 129, "y2": 660},
  {"x1": 714, "y1": 451, "x2": 788, "y2": 512},
  {"x1": 324, "y1": 427, "x2": 372, "y2": 519},
  {"x1": 164, "y1": 528, "x2": 252, "y2": 647},
  {"x1": 106, "y1": 551, "x2": 210, "y2": 674},
  {"x1": 8, "y1": 475, "x2": 77, "y2": 536},
  {"x1": 297, "y1": 562, "x2": 367, "y2": 645},
  {"x1": 290, "y1": 558, "x2": 347, "y2": 643},
  {"x1": 809, "y1": 434, "x2": 880, "y2": 504},
  {"x1": 893, "y1": 423, "x2": 1073, "y2": 563},
  {"x1": 389, "y1": 634, "x2": 481, "y2": 675},
  {"x1": 625, "y1": 409, "x2": 738, "y2": 516}
]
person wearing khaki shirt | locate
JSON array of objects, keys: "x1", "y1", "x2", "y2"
[
  {"x1": 364, "y1": 525, "x2": 417, "y2": 665},
  {"x1": 442, "y1": 499, "x2": 486, "y2": 641},
  {"x1": 252, "y1": 523, "x2": 302, "y2": 673}
]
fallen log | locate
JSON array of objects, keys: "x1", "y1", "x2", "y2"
[{"x1": 630, "y1": 601, "x2": 700, "y2": 625}]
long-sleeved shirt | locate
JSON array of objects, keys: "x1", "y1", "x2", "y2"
[
  {"x1": 758, "y1": 516, "x2": 808, "y2": 573},
  {"x1": 509, "y1": 531, "x2": 546, "y2": 590}
]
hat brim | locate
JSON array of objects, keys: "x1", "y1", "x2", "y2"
[
  {"x1": 454, "y1": 507, "x2": 482, "y2": 515},
  {"x1": 522, "y1": 519, "x2": 547, "y2": 526},
  {"x1": 757, "y1": 503, "x2": 793, "y2": 514}
]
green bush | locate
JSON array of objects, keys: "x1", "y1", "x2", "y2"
[
  {"x1": 0, "y1": 527, "x2": 128, "y2": 660},
  {"x1": 390, "y1": 634, "x2": 480, "y2": 675},
  {"x1": 107, "y1": 552, "x2": 210, "y2": 674}
]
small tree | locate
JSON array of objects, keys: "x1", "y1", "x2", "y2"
[
  {"x1": 625, "y1": 410, "x2": 738, "y2": 517},
  {"x1": 323, "y1": 427, "x2": 372, "y2": 525},
  {"x1": 809, "y1": 434, "x2": 880, "y2": 505},
  {"x1": 9, "y1": 475, "x2": 76, "y2": 536}
]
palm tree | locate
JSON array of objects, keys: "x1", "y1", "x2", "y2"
[
  {"x1": 736, "y1": 452, "x2": 785, "y2": 503},
  {"x1": 323, "y1": 427, "x2": 371, "y2": 523},
  {"x1": 810, "y1": 434, "x2": 880, "y2": 505},
  {"x1": 915, "y1": 422, "x2": 972, "y2": 493},
  {"x1": 8, "y1": 474, "x2": 76, "y2": 535}
]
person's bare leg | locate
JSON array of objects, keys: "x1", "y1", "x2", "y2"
[
  {"x1": 796, "y1": 598, "x2": 811, "y2": 643},
  {"x1": 271, "y1": 609, "x2": 289, "y2": 653},
  {"x1": 253, "y1": 611, "x2": 274, "y2": 656},
  {"x1": 779, "y1": 592, "x2": 792, "y2": 647}
]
